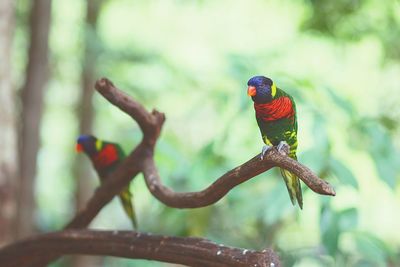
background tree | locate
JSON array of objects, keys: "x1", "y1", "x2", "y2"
[
  {"x1": 70, "y1": 1, "x2": 104, "y2": 266},
  {"x1": 0, "y1": 0, "x2": 18, "y2": 246},
  {"x1": 17, "y1": 0, "x2": 52, "y2": 239}
]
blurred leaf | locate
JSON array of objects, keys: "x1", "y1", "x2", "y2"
[
  {"x1": 263, "y1": 182, "x2": 293, "y2": 224},
  {"x1": 377, "y1": 115, "x2": 398, "y2": 133},
  {"x1": 338, "y1": 208, "x2": 358, "y2": 231},
  {"x1": 325, "y1": 87, "x2": 355, "y2": 116},
  {"x1": 329, "y1": 157, "x2": 359, "y2": 189},
  {"x1": 302, "y1": 0, "x2": 363, "y2": 37},
  {"x1": 366, "y1": 123, "x2": 400, "y2": 188},
  {"x1": 299, "y1": 113, "x2": 330, "y2": 175},
  {"x1": 300, "y1": 149, "x2": 328, "y2": 176},
  {"x1": 186, "y1": 207, "x2": 212, "y2": 236},
  {"x1": 354, "y1": 232, "x2": 394, "y2": 267},
  {"x1": 320, "y1": 202, "x2": 340, "y2": 256}
]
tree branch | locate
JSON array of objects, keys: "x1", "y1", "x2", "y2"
[
  {"x1": 141, "y1": 148, "x2": 335, "y2": 208},
  {"x1": 0, "y1": 77, "x2": 334, "y2": 266},
  {"x1": 95, "y1": 78, "x2": 165, "y2": 146},
  {"x1": 0, "y1": 230, "x2": 280, "y2": 267},
  {"x1": 65, "y1": 78, "x2": 165, "y2": 229},
  {"x1": 95, "y1": 78, "x2": 335, "y2": 209}
]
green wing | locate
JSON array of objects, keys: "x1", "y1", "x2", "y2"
[{"x1": 256, "y1": 90, "x2": 303, "y2": 209}]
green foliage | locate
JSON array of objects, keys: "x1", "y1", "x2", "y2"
[
  {"x1": 320, "y1": 201, "x2": 358, "y2": 256},
  {"x1": 329, "y1": 158, "x2": 358, "y2": 189},
  {"x1": 352, "y1": 119, "x2": 400, "y2": 188},
  {"x1": 303, "y1": 0, "x2": 400, "y2": 60}
]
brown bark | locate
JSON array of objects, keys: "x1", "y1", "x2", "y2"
[
  {"x1": 17, "y1": 0, "x2": 52, "y2": 239},
  {"x1": 0, "y1": 230, "x2": 281, "y2": 267},
  {"x1": 0, "y1": 0, "x2": 17, "y2": 246}
]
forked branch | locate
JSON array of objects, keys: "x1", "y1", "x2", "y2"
[
  {"x1": 0, "y1": 78, "x2": 335, "y2": 267},
  {"x1": 95, "y1": 78, "x2": 335, "y2": 209}
]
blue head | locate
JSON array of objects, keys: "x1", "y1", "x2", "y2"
[
  {"x1": 247, "y1": 75, "x2": 275, "y2": 104},
  {"x1": 76, "y1": 135, "x2": 98, "y2": 156}
]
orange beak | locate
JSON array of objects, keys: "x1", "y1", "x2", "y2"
[
  {"x1": 247, "y1": 86, "x2": 256, "y2": 97},
  {"x1": 75, "y1": 143, "x2": 83, "y2": 153}
]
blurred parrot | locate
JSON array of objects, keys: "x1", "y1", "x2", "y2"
[
  {"x1": 76, "y1": 135, "x2": 138, "y2": 227},
  {"x1": 247, "y1": 76, "x2": 303, "y2": 209}
]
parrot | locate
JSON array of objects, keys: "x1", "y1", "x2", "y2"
[
  {"x1": 76, "y1": 134, "x2": 138, "y2": 227},
  {"x1": 247, "y1": 75, "x2": 303, "y2": 209}
]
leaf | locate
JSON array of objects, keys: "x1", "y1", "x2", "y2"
[
  {"x1": 329, "y1": 157, "x2": 359, "y2": 189},
  {"x1": 338, "y1": 208, "x2": 358, "y2": 231},
  {"x1": 320, "y1": 203, "x2": 340, "y2": 256},
  {"x1": 325, "y1": 87, "x2": 355, "y2": 116},
  {"x1": 263, "y1": 182, "x2": 293, "y2": 224},
  {"x1": 299, "y1": 114, "x2": 331, "y2": 175},
  {"x1": 354, "y1": 233, "x2": 393, "y2": 267},
  {"x1": 299, "y1": 149, "x2": 326, "y2": 175},
  {"x1": 365, "y1": 123, "x2": 400, "y2": 188}
]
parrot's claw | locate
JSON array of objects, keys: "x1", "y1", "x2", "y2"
[
  {"x1": 261, "y1": 145, "x2": 272, "y2": 160},
  {"x1": 277, "y1": 141, "x2": 289, "y2": 153}
]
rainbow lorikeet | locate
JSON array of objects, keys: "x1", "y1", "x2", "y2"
[
  {"x1": 76, "y1": 135, "x2": 138, "y2": 227},
  {"x1": 247, "y1": 76, "x2": 303, "y2": 209}
]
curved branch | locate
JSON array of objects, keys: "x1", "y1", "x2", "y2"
[
  {"x1": 0, "y1": 230, "x2": 280, "y2": 267},
  {"x1": 95, "y1": 78, "x2": 165, "y2": 146},
  {"x1": 93, "y1": 77, "x2": 335, "y2": 207},
  {"x1": 11, "y1": 78, "x2": 333, "y2": 267},
  {"x1": 142, "y1": 147, "x2": 335, "y2": 208},
  {"x1": 265, "y1": 148, "x2": 336, "y2": 196},
  {"x1": 66, "y1": 78, "x2": 334, "y2": 265}
]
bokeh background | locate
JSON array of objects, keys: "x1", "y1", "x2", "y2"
[{"x1": 2, "y1": 0, "x2": 400, "y2": 266}]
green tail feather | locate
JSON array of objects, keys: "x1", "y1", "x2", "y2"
[
  {"x1": 279, "y1": 168, "x2": 303, "y2": 209},
  {"x1": 118, "y1": 186, "x2": 138, "y2": 228}
]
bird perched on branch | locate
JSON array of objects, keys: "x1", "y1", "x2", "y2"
[
  {"x1": 76, "y1": 135, "x2": 138, "y2": 227},
  {"x1": 247, "y1": 76, "x2": 303, "y2": 209}
]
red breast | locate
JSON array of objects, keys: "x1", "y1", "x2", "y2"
[
  {"x1": 254, "y1": 96, "x2": 295, "y2": 121},
  {"x1": 93, "y1": 144, "x2": 119, "y2": 169}
]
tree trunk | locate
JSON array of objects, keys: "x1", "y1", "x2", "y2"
[
  {"x1": 17, "y1": 0, "x2": 52, "y2": 239},
  {"x1": 0, "y1": 0, "x2": 18, "y2": 246},
  {"x1": 74, "y1": 0, "x2": 103, "y2": 217},
  {"x1": 71, "y1": 1, "x2": 103, "y2": 266}
]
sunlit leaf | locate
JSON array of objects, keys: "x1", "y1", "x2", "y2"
[
  {"x1": 354, "y1": 232, "x2": 393, "y2": 267},
  {"x1": 320, "y1": 203, "x2": 340, "y2": 256},
  {"x1": 325, "y1": 87, "x2": 355, "y2": 115},
  {"x1": 365, "y1": 123, "x2": 400, "y2": 188},
  {"x1": 263, "y1": 182, "x2": 293, "y2": 224},
  {"x1": 329, "y1": 157, "x2": 359, "y2": 189},
  {"x1": 338, "y1": 208, "x2": 358, "y2": 231}
]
